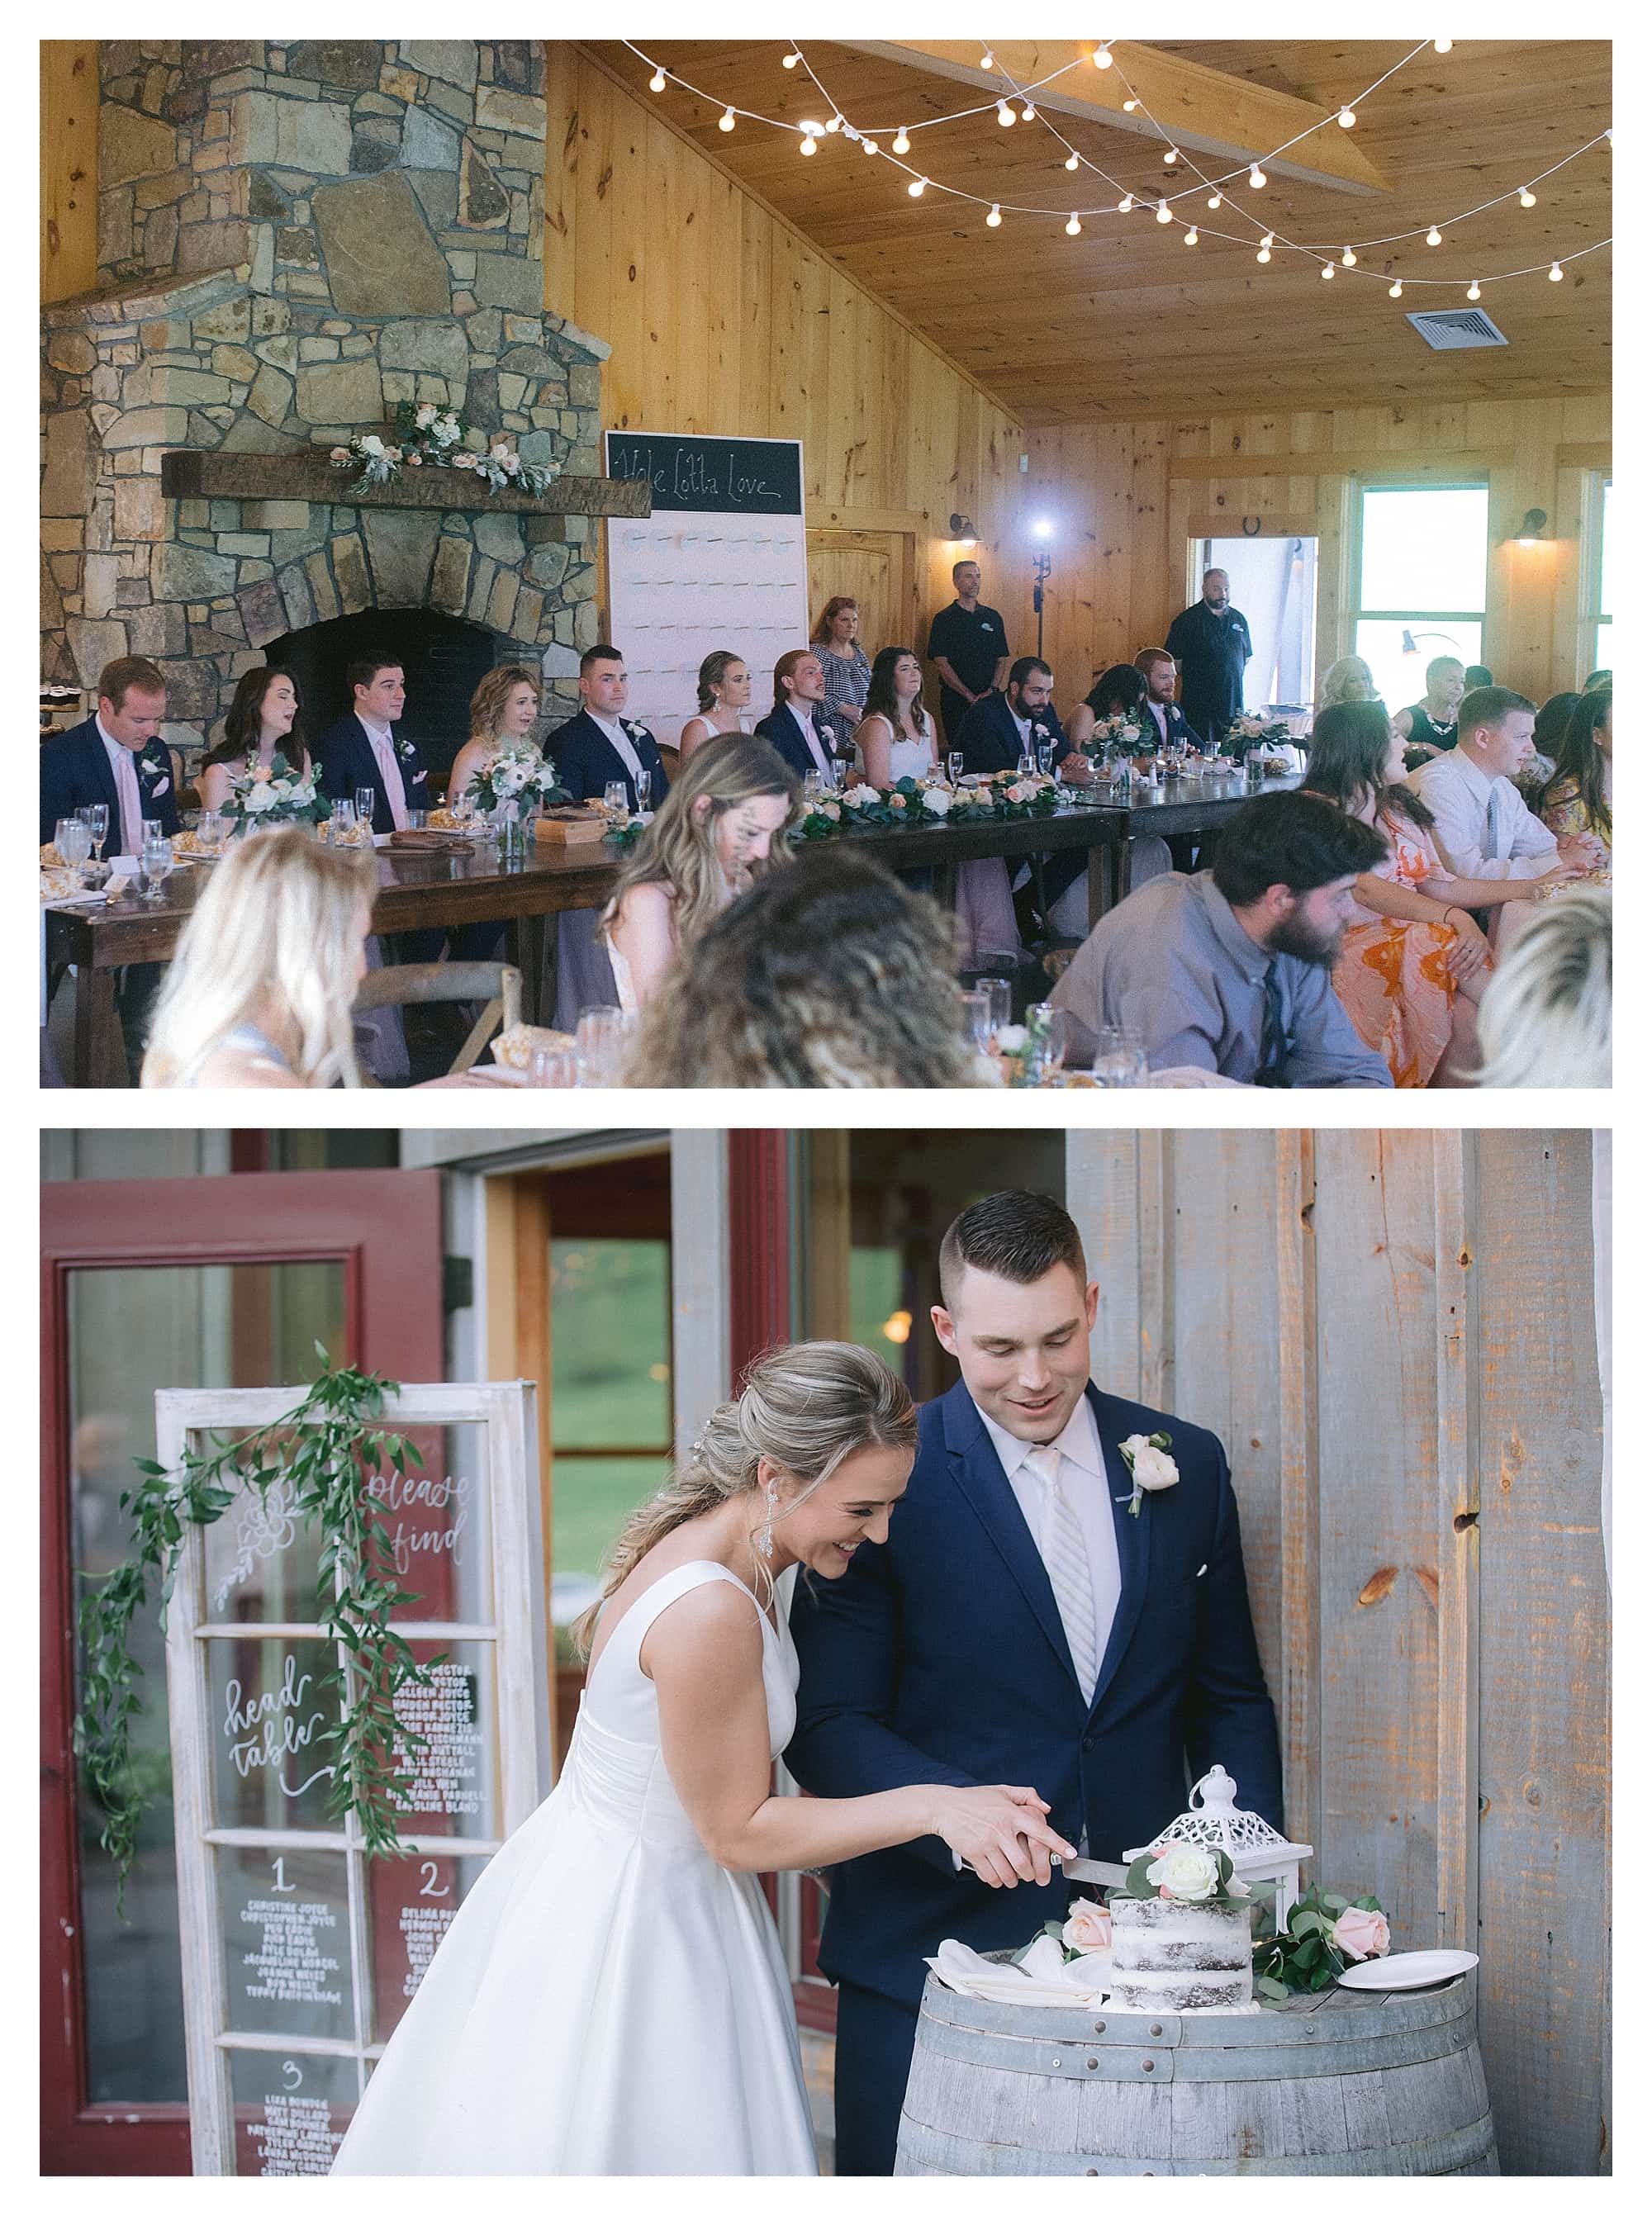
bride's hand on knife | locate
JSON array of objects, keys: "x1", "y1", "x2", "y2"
[{"x1": 933, "y1": 1785, "x2": 1075, "y2": 1888}]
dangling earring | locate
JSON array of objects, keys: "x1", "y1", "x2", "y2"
[{"x1": 756, "y1": 1484, "x2": 777, "y2": 1561}]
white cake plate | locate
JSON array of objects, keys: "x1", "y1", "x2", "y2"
[{"x1": 1336, "y1": 1949, "x2": 1479, "y2": 1991}]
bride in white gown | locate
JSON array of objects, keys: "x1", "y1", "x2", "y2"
[{"x1": 332, "y1": 1342, "x2": 1070, "y2": 2176}]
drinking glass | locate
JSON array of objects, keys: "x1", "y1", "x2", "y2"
[
  {"x1": 330, "y1": 799, "x2": 357, "y2": 846},
  {"x1": 1016, "y1": 750, "x2": 1036, "y2": 780},
  {"x1": 576, "y1": 1006, "x2": 626, "y2": 1086},
  {"x1": 529, "y1": 1045, "x2": 580, "y2": 1089},
  {"x1": 354, "y1": 785, "x2": 377, "y2": 829},
  {"x1": 961, "y1": 986, "x2": 994, "y2": 1058},
  {"x1": 58, "y1": 819, "x2": 93, "y2": 882},
  {"x1": 603, "y1": 781, "x2": 629, "y2": 824},
  {"x1": 947, "y1": 752, "x2": 964, "y2": 785},
  {"x1": 140, "y1": 824, "x2": 173, "y2": 902},
  {"x1": 1024, "y1": 1003, "x2": 1071, "y2": 1082},
  {"x1": 197, "y1": 811, "x2": 227, "y2": 855},
  {"x1": 1244, "y1": 751, "x2": 1265, "y2": 789},
  {"x1": 1036, "y1": 741, "x2": 1054, "y2": 777},
  {"x1": 78, "y1": 803, "x2": 109, "y2": 862},
  {"x1": 1200, "y1": 738, "x2": 1221, "y2": 771},
  {"x1": 979, "y1": 975, "x2": 1012, "y2": 1038},
  {"x1": 406, "y1": 809, "x2": 427, "y2": 831},
  {"x1": 633, "y1": 770, "x2": 653, "y2": 814},
  {"x1": 802, "y1": 768, "x2": 824, "y2": 800},
  {"x1": 1092, "y1": 1025, "x2": 1148, "y2": 1087}
]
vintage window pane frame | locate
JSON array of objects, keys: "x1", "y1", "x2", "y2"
[
  {"x1": 157, "y1": 1381, "x2": 548, "y2": 2176},
  {"x1": 1353, "y1": 482, "x2": 1488, "y2": 710}
]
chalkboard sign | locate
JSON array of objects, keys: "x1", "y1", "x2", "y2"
[{"x1": 605, "y1": 433, "x2": 803, "y2": 516}]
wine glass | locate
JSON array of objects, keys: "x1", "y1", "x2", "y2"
[
  {"x1": 947, "y1": 751, "x2": 964, "y2": 786},
  {"x1": 1036, "y1": 740, "x2": 1054, "y2": 777},
  {"x1": 1016, "y1": 750, "x2": 1036, "y2": 780},
  {"x1": 633, "y1": 769, "x2": 653, "y2": 814},
  {"x1": 78, "y1": 803, "x2": 109, "y2": 864},
  {"x1": 354, "y1": 785, "x2": 377, "y2": 832},
  {"x1": 330, "y1": 799, "x2": 357, "y2": 847},
  {"x1": 140, "y1": 823, "x2": 173, "y2": 903},
  {"x1": 603, "y1": 780, "x2": 629, "y2": 824}
]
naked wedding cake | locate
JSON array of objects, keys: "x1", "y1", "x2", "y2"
[{"x1": 1106, "y1": 1890, "x2": 1256, "y2": 2012}]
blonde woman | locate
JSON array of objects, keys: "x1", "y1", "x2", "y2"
[
  {"x1": 141, "y1": 828, "x2": 377, "y2": 1088},
  {"x1": 331, "y1": 1342, "x2": 1067, "y2": 2176},
  {"x1": 677, "y1": 650, "x2": 752, "y2": 762},
  {"x1": 445, "y1": 664, "x2": 544, "y2": 961},
  {"x1": 1317, "y1": 655, "x2": 1378, "y2": 711},
  {"x1": 601, "y1": 735, "x2": 800, "y2": 1013},
  {"x1": 1477, "y1": 886, "x2": 1612, "y2": 1087}
]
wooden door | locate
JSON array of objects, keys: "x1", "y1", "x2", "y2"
[
  {"x1": 40, "y1": 1170, "x2": 444, "y2": 2176},
  {"x1": 806, "y1": 527, "x2": 919, "y2": 665}
]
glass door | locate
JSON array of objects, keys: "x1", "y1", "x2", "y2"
[{"x1": 41, "y1": 1170, "x2": 444, "y2": 2176}]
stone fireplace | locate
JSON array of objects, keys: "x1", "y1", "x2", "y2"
[{"x1": 40, "y1": 37, "x2": 648, "y2": 771}]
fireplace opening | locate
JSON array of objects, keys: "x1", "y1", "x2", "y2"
[{"x1": 269, "y1": 611, "x2": 502, "y2": 793}]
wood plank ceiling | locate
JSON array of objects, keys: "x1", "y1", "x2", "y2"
[{"x1": 584, "y1": 37, "x2": 1612, "y2": 425}]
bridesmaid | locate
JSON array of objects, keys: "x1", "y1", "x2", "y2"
[
  {"x1": 678, "y1": 651, "x2": 752, "y2": 764},
  {"x1": 197, "y1": 667, "x2": 311, "y2": 811},
  {"x1": 446, "y1": 664, "x2": 547, "y2": 964},
  {"x1": 854, "y1": 648, "x2": 938, "y2": 786}
]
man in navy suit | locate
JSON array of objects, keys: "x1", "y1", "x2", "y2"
[
  {"x1": 40, "y1": 656, "x2": 179, "y2": 1078},
  {"x1": 753, "y1": 650, "x2": 841, "y2": 785},
  {"x1": 315, "y1": 652, "x2": 443, "y2": 966},
  {"x1": 1135, "y1": 646, "x2": 1200, "y2": 752},
  {"x1": 40, "y1": 654, "x2": 178, "y2": 852},
  {"x1": 954, "y1": 657, "x2": 1090, "y2": 938},
  {"x1": 545, "y1": 647, "x2": 667, "y2": 1026},
  {"x1": 788, "y1": 1190, "x2": 1283, "y2": 2176}
]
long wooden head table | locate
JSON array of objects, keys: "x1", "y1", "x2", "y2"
[{"x1": 45, "y1": 783, "x2": 1292, "y2": 1085}]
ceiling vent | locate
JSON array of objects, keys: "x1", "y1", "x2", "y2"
[{"x1": 1406, "y1": 307, "x2": 1509, "y2": 350}]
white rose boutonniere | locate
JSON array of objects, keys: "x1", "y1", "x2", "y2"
[
  {"x1": 396, "y1": 735, "x2": 417, "y2": 760},
  {"x1": 1117, "y1": 1431, "x2": 1178, "y2": 1517}
]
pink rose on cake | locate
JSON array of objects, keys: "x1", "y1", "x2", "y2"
[
  {"x1": 1061, "y1": 1901, "x2": 1113, "y2": 1954},
  {"x1": 1332, "y1": 1905, "x2": 1390, "y2": 1960}
]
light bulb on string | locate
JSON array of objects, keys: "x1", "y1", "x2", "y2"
[
  {"x1": 1426, "y1": 225, "x2": 1442, "y2": 246},
  {"x1": 980, "y1": 49, "x2": 995, "y2": 69},
  {"x1": 1520, "y1": 187, "x2": 1536, "y2": 207},
  {"x1": 826, "y1": 114, "x2": 842, "y2": 133},
  {"x1": 1092, "y1": 45, "x2": 1112, "y2": 69},
  {"x1": 1184, "y1": 225, "x2": 1199, "y2": 246},
  {"x1": 1066, "y1": 213, "x2": 1082, "y2": 235},
  {"x1": 1467, "y1": 280, "x2": 1481, "y2": 300},
  {"x1": 1435, "y1": 38, "x2": 1453, "y2": 54},
  {"x1": 1023, "y1": 103, "x2": 1037, "y2": 121},
  {"x1": 1256, "y1": 242, "x2": 1272, "y2": 263},
  {"x1": 1322, "y1": 263, "x2": 1335, "y2": 279},
  {"x1": 1065, "y1": 152, "x2": 1080, "y2": 172},
  {"x1": 799, "y1": 135, "x2": 816, "y2": 157},
  {"x1": 1342, "y1": 246, "x2": 1356, "y2": 266},
  {"x1": 1207, "y1": 192, "x2": 1222, "y2": 210},
  {"x1": 892, "y1": 128, "x2": 909, "y2": 154},
  {"x1": 782, "y1": 52, "x2": 800, "y2": 70},
  {"x1": 908, "y1": 176, "x2": 928, "y2": 198},
  {"x1": 1164, "y1": 147, "x2": 1179, "y2": 165},
  {"x1": 719, "y1": 107, "x2": 736, "y2": 133},
  {"x1": 998, "y1": 102, "x2": 1016, "y2": 127},
  {"x1": 1337, "y1": 107, "x2": 1356, "y2": 128},
  {"x1": 1156, "y1": 198, "x2": 1172, "y2": 223},
  {"x1": 1389, "y1": 278, "x2": 1403, "y2": 297},
  {"x1": 1118, "y1": 192, "x2": 1133, "y2": 212},
  {"x1": 1123, "y1": 97, "x2": 1137, "y2": 112},
  {"x1": 1250, "y1": 164, "x2": 1266, "y2": 188},
  {"x1": 862, "y1": 137, "x2": 879, "y2": 156},
  {"x1": 1549, "y1": 260, "x2": 1564, "y2": 281},
  {"x1": 648, "y1": 69, "x2": 666, "y2": 93},
  {"x1": 986, "y1": 203, "x2": 1002, "y2": 227}
]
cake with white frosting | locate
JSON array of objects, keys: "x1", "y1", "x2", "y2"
[{"x1": 1106, "y1": 1894, "x2": 1256, "y2": 2011}]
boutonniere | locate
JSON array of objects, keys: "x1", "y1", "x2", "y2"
[
  {"x1": 623, "y1": 719, "x2": 648, "y2": 741},
  {"x1": 396, "y1": 734, "x2": 417, "y2": 760},
  {"x1": 138, "y1": 752, "x2": 167, "y2": 784},
  {"x1": 1116, "y1": 1431, "x2": 1178, "y2": 1517}
]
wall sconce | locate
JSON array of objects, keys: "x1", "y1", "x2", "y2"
[
  {"x1": 948, "y1": 512, "x2": 977, "y2": 546},
  {"x1": 1513, "y1": 507, "x2": 1549, "y2": 546}
]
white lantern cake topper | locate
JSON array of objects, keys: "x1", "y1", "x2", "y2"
[{"x1": 1125, "y1": 1764, "x2": 1313, "y2": 1924}]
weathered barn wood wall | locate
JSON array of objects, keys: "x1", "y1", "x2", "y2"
[{"x1": 1067, "y1": 1127, "x2": 1609, "y2": 2177}]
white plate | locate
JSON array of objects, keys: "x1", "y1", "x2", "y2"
[{"x1": 1336, "y1": 1949, "x2": 1479, "y2": 1991}]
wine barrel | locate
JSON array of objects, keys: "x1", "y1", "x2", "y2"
[{"x1": 895, "y1": 1970, "x2": 1498, "y2": 2176}]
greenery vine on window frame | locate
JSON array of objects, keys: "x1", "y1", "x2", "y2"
[{"x1": 74, "y1": 1353, "x2": 447, "y2": 1915}]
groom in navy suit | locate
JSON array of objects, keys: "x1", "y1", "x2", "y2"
[
  {"x1": 788, "y1": 1190, "x2": 1283, "y2": 2176},
  {"x1": 316, "y1": 652, "x2": 442, "y2": 961},
  {"x1": 547, "y1": 644, "x2": 666, "y2": 809}
]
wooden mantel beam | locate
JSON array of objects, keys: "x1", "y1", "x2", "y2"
[{"x1": 841, "y1": 40, "x2": 1391, "y2": 197}]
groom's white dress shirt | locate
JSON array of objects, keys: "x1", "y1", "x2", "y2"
[
  {"x1": 1408, "y1": 749, "x2": 1557, "y2": 881},
  {"x1": 975, "y1": 1393, "x2": 1122, "y2": 1676}
]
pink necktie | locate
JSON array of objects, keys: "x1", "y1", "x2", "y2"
[
  {"x1": 369, "y1": 728, "x2": 407, "y2": 831},
  {"x1": 113, "y1": 744, "x2": 143, "y2": 855}
]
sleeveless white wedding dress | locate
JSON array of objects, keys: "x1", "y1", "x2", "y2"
[{"x1": 331, "y1": 1562, "x2": 818, "y2": 2176}]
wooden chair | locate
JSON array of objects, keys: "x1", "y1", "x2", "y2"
[{"x1": 351, "y1": 961, "x2": 522, "y2": 1082}]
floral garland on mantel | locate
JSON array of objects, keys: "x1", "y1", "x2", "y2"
[
  {"x1": 330, "y1": 401, "x2": 563, "y2": 497},
  {"x1": 74, "y1": 1355, "x2": 447, "y2": 1915}
]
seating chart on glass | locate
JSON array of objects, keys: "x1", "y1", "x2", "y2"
[
  {"x1": 158, "y1": 1383, "x2": 548, "y2": 2176},
  {"x1": 605, "y1": 432, "x2": 808, "y2": 748}
]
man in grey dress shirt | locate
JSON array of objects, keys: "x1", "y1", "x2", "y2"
[{"x1": 1051, "y1": 791, "x2": 1393, "y2": 1086}]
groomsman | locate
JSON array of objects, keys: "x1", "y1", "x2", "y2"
[
  {"x1": 40, "y1": 655, "x2": 179, "y2": 1079},
  {"x1": 954, "y1": 657, "x2": 1085, "y2": 937},
  {"x1": 754, "y1": 651, "x2": 841, "y2": 784},
  {"x1": 549, "y1": 645, "x2": 667, "y2": 809},
  {"x1": 1133, "y1": 648, "x2": 1199, "y2": 751},
  {"x1": 316, "y1": 652, "x2": 441, "y2": 962}
]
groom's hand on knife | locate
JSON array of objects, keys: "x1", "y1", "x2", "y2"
[{"x1": 932, "y1": 1785, "x2": 1075, "y2": 1888}]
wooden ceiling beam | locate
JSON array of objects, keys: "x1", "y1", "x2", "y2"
[{"x1": 839, "y1": 38, "x2": 1392, "y2": 196}]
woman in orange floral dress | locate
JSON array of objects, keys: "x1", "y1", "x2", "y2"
[{"x1": 1303, "y1": 704, "x2": 1552, "y2": 1086}]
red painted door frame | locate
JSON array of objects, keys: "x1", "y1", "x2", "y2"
[
  {"x1": 40, "y1": 1170, "x2": 445, "y2": 2176},
  {"x1": 728, "y1": 1131, "x2": 792, "y2": 1385}
]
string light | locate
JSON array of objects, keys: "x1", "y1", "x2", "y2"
[
  {"x1": 1122, "y1": 97, "x2": 1137, "y2": 112},
  {"x1": 1163, "y1": 146, "x2": 1179, "y2": 165},
  {"x1": 908, "y1": 175, "x2": 928, "y2": 197},
  {"x1": 1184, "y1": 225, "x2": 1199, "y2": 245},
  {"x1": 1207, "y1": 192, "x2": 1222, "y2": 211},
  {"x1": 1118, "y1": 192, "x2": 1134, "y2": 212},
  {"x1": 998, "y1": 101, "x2": 1016, "y2": 127},
  {"x1": 1426, "y1": 225, "x2": 1442, "y2": 245},
  {"x1": 1257, "y1": 238, "x2": 1273, "y2": 263},
  {"x1": 1066, "y1": 212, "x2": 1082, "y2": 235},
  {"x1": 1092, "y1": 45, "x2": 1112, "y2": 69},
  {"x1": 1389, "y1": 279, "x2": 1403, "y2": 297},
  {"x1": 1156, "y1": 197, "x2": 1172, "y2": 223},
  {"x1": 862, "y1": 136, "x2": 879, "y2": 156},
  {"x1": 648, "y1": 69, "x2": 665, "y2": 93},
  {"x1": 1250, "y1": 164, "x2": 1267, "y2": 188},
  {"x1": 782, "y1": 52, "x2": 799, "y2": 70},
  {"x1": 980, "y1": 49, "x2": 995, "y2": 70},
  {"x1": 1022, "y1": 102, "x2": 1037, "y2": 121},
  {"x1": 1520, "y1": 187, "x2": 1536, "y2": 207},
  {"x1": 1337, "y1": 107, "x2": 1356, "y2": 128},
  {"x1": 1065, "y1": 152, "x2": 1080, "y2": 172},
  {"x1": 1434, "y1": 38, "x2": 1453, "y2": 54},
  {"x1": 799, "y1": 135, "x2": 816, "y2": 156},
  {"x1": 825, "y1": 114, "x2": 842, "y2": 132},
  {"x1": 986, "y1": 203, "x2": 1002, "y2": 226},
  {"x1": 1466, "y1": 280, "x2": 1481, "y2": 299},
  {"x1": 891, "y1": 127, "x2": 909, "y2": 154},
  {"x1": 1342, "y1": 246, "x2": 1357, "y2": 266},
  {"x1": 1549, "y1": 260, "x2": 1564, "y2": 280},
  {"x1": 1322, "y1": 263, "x2": 1335, "y2": 278}
]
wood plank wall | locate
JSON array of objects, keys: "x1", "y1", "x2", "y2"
[
  {"x1": 544, "y1": 46, "x2": 1025, "y2": 666},
  {"x1": 1020, "y1": 399, "x2": 1612, "y2": 711},
  {"x1": 1069, "y1": 1127, "x2": 1610, "y2": 2179},
  {"x1": 40, "y1": 41, "x2": 99, "y2": 305}
]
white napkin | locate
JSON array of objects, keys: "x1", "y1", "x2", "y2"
[{"x1": 928, "y1": 1934, "x2": 1112, "y2": 2008}]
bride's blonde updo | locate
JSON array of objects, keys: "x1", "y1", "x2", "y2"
[{"x1": 573, "y1": 1341, "x2": 914, "y2": 1654}]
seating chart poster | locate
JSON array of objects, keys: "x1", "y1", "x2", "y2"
[{"x1": 604, "y1": 433, "x2": 808, "y2": 748}]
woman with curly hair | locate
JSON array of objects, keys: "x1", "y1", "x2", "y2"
[
  {"x1": 1540, "y1": 686, "x2": 1612, "y2": 856},
  {"x1": 601, "y1": 735, "x2": 800, "y2": 1013},
  {"x1": 623, "y1": 847, "x2": 986, "y2": 1087}
]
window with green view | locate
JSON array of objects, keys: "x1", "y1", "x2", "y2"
[
  {"x1": 1353, "y1": 485, "x2": 1488, "y2": 714},
  {"x1": 550, "y1": 1239, "x2": 672, "y2": 1608}
]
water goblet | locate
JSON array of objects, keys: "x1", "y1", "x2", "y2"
[
  {"x1": 1036, "y1": 741, "x2": 1054, "y2": 777},
  {"x1": 330, "y1": 799, "x2": 358, "y2": 847},
  {"x1": 1244, "y1": 750, "x2": 1265, "y2": 789},
  {"x1": 406, "y1": 809, "x2": 427, "y2": 831},
  {"x1": 140, "y1": 823, "x2": 173, "y2": 903},
  {"x1": 1016, "y1": 750, "x2": 1036, "y2": 780},
  {"x1": 603, "y1": 780, "x2": 629, "y2": 825},
  {"x1": 197, "y1": 811, "x2": 227, "y2": 856},
  {"x1": 634, "y1": 770, "x2": 653, "y2": 814},
  {"x1": 58, "y1": 818, "x2": 93, "y2": 884},
  {"x1": 78, "y1": 803, "x2": 110, "y2": 863},
  {"x1": 947, "y1": 751, "x2": 964, "y2": 786},
  {"x1": 802, "y1": 768, "x2": 824, "y2": 800},
  {"x1": 1024, "y1": 1002, "x2": 1072, "y2": 1083}
]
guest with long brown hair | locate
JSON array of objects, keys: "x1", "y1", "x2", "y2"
[
  {"x1": 678, "y1": 651, "x2": 752, "y2": 763},
  {"x1": 197, "y1": 665, "x2": 311, "y2": 813},
  {"x1": 1540, "y1": 686, "x2": 1612, "y2": 855}
]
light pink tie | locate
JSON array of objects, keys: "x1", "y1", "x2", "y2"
[
  {"x1": 1026, "y1": 1443, "x2": 1098, "y2": 1701},
  {"x1": 112, "y1": 744, "x2": 143, "y2": 855},
  {"x1": 370, "y1": 728, "x2": 407, "y2": 831}
]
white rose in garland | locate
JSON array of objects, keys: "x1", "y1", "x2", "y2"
[{"x1": 921, "y1": 785, "x2": 953, "y2": 818}]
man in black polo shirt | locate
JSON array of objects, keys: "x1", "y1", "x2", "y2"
[
  {"x1": 927, "y1": 559, "x2": 1010, "y2": 747},
  {"x1": 1165, "y1": 567, "x2": 1252, "y2": 744}
]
